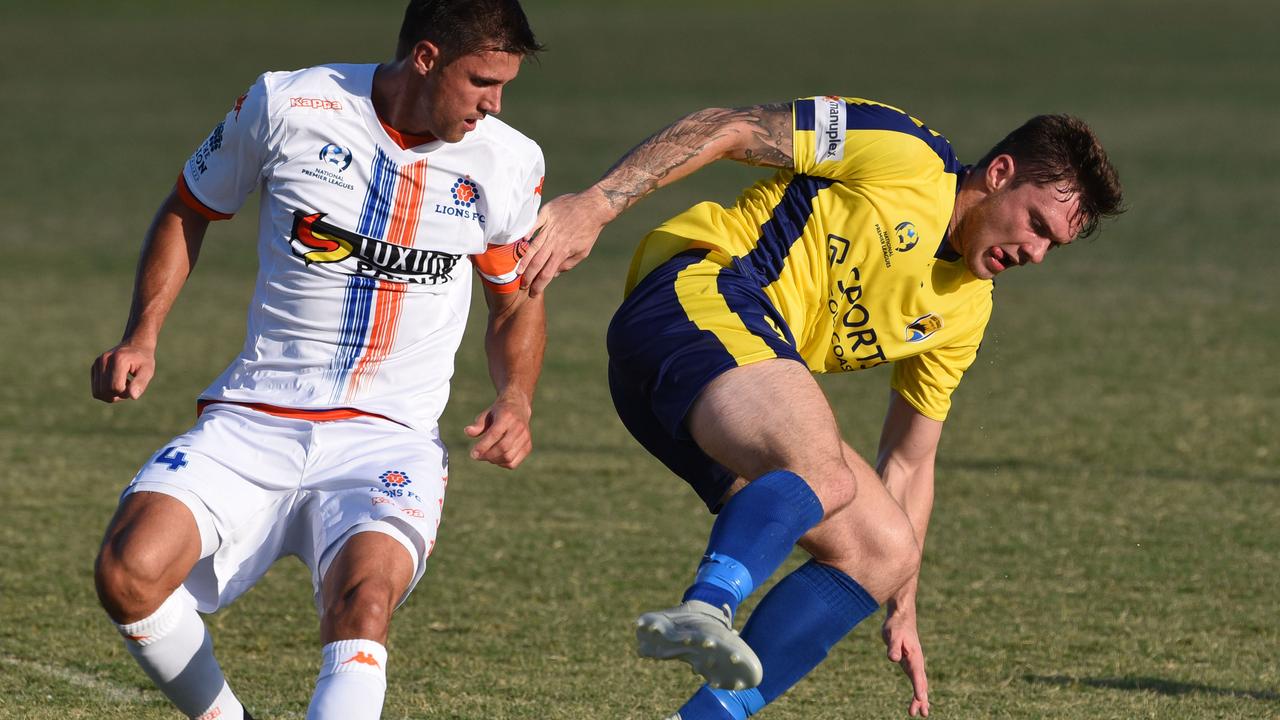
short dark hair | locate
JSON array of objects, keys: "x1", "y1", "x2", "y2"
[
  {"x1": 976, "y1": 114, "x2": 1125, "y2": 239},
  {"x1": 395, "y1": 0, "x2": 543, "y2": 61}
]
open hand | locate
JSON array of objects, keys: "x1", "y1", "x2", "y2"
[{"x1": 883, "y1": 607, "x2": 930, "y2": 716}]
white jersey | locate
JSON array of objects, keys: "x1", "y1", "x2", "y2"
[{"x1": 177, "y1": 64, "x2": 545, "y2": 432}]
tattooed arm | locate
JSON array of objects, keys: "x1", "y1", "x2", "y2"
[
  {"x1": 517, "y1": 103, "x2": 793, "y2": 296},
  {"x1": 595, "y1": 103, "x2": 793, "y2": 215}
]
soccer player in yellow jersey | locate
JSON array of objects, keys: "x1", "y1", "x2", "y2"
[{"x1": 520, "y1": 98, "x2": 1123, "y2": 718}]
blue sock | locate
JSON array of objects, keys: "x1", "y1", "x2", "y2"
[
  {"x1": 746, "y1": 559, "x2": 879, "y2": 703},
  {"x1": 674, "y1": 685, "x2": 764, "y2": 720},
  {"x1": 682, "y1": 470, "x2": 824, "y2": 616},
  {"x1": 673, "y1": 561, "x2": 879, "y2": 718}
]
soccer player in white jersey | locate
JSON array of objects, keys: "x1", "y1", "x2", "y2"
[{"x1": 90, "y1": 2, "x2": 545, "y2": 718}]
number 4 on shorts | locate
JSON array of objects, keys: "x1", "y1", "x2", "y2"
[{"x1": 154, "y1": 446, "x2": 189, "y2": 472}]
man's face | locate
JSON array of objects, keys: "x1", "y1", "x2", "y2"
[
  {"x1": 418, "y1": 49, "x2": 522, "y2": 142},
  {"x1": 954, "y1": 157, "x2": 1084, "y2": 280}
]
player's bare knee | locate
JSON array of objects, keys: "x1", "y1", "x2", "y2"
[
  {"x1": 808, "y1": 463, "x2": 858, "y2": 517},
  {"x1": 94, "y1": 541, "x2": 173, "y2": 623},
  {"x1": 323, "y1": 580, "x2": 398, "y2": 641}
]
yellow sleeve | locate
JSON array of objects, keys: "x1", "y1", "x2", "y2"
[
  {"x1": 791, "y1": 96, "x2": 961, "y2": 183},
  {"x1": 890, "y1": 314, "x2": 989, "y2": 422}
]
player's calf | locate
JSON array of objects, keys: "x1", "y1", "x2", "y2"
[
  {"x1": 111, "y1": 588, "x2": 250, "y2": 719},
  {"x1": 307, "y1": 639, "x2": 390, "y2": 720}
]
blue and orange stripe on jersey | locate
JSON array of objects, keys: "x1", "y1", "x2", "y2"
[
  {"x1": 329, "y1": 149, "x2": 427, "y2": 403},
  {"x1": 344, "y1": 279, "x2": 407, "y2": 401}
]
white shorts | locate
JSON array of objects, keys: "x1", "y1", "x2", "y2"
[{"x1": 121, "y1": 403, "x2": 448, "y2": 615}]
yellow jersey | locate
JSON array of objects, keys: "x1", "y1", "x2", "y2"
[{"x1": 624, "y1": 96, "x2": 992, "y2": 421}]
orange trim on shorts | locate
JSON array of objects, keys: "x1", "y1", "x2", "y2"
[
  {"x1": 378, "y1": 119, "x2": 436, "y2": 150},
  {"x1": 197, "y1": 400, "x2": 393, "y2": 423},
  {"x1": 175, "y1": 173, "x2": 234, "y2": 221}
]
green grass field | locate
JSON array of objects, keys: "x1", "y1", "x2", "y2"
[{"x1": 2, "y1": 1, "x2": 1277, "y2": 718}]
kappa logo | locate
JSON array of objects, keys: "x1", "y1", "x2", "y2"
[
  {"x1": 340, "y1": 652, "x2": 382, "y2": 669},
  {"x1": 451, "y1": 176, "x2": 480, "y2": 208},
  {"x1": 905, "y1": 313, "x2": 943, "y2": 342},
  {"x1": 895, "y1": 222, "x2": 920, "y2": 252},
  {"x1": 380, "y1": 470, "x2": 411, "y2": 489},
  {"x1": 290, "y1": 211, "x2": 460, "y2": 284},
  {"x1": 232, "y1": 92, "x2": 248, "y2": 121},
  {"x1": 290, "y1": 97, "x2": 343, "y2": 111},
  {"x1": 318, "y1": 143, "x2": 353, "y2": 172}
]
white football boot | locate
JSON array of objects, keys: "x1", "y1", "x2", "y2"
[{"x1": 635, "y1": 600, "x2": 763, "y2": 690}]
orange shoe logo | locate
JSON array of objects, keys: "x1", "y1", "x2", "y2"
[
  {"x1": 340, "y1": 651, "x2": 382, "y2": 669},
  {"x1": 126, "y1": 633, "x2": 150, "y2": 642}
]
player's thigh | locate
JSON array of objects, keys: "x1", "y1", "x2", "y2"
[
  {"x1": 305, "y1": 417, "x2": 448, "y2": 612},
  {"x1": 687, "y1": 358, "x2": 853, "y2": 507},
  {"x1": 115, "y1": 406, "x2": 310, "y2": 613},
  {"x1": 610, "y1": 252, "x2": 850, "y2": 506}
]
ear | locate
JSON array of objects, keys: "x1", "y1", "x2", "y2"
[
  {"x1": 984, "y1": 153, "x2": 1016, "y2": 192},
  {"x1": 410, "y1": 40, "x2": 442, "y2": 76}
]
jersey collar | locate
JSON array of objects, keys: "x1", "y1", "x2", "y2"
[{"x1": 935, "y1": 164, "x2": 971, "y2": 262}]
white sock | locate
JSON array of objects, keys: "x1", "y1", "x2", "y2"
[
  {"x1": 115, "y1": 589, "x2": 245, "y2": 720},
  {"x1": 306, "y1": 639, "x2": 388, "y2": 720}
]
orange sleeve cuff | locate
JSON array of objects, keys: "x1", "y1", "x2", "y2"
[
  {"x1": 176, "y1": 173, "x2": 233, "y2": 221},
  {"x1": 472, "y1": 240, "x2": 528, "y2": 293}
]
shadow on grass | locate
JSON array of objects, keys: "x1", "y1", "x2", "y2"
[{"x1": 1026, "y1": 674, "x2": 1280, "y2": 702}]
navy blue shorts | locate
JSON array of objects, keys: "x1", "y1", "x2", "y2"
[{"x1": 607, "y1": 251, "x2": 807, "y2": 510}]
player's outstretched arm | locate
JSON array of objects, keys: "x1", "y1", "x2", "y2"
[
  {"x1": 876, "y1": 391, "x2": 944, "y2": 717},
  {"x1": 465, "y1": 284, "x2": 546, "y2": 469},
  {"x1": 517, "y1": 103, "x2": 794, "y2": 296},
  {"x1": 91, "y1": 190, "x2": 210, "y2": 403}
]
